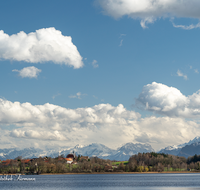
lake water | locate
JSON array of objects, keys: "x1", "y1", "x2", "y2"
[{"x1": 1, "y1": 173, "x2": 200, "y2": 190}]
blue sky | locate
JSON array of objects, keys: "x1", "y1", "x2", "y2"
[{"x1": 1, "y1": 0, "x2": 200, "y2": 151}]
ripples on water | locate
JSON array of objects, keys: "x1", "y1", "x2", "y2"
[{"x1": 1, "y1": 173, "x2": 200, "y2": 190}]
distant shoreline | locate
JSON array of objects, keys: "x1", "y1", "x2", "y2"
[
  {"x1": 1, "y1": 171, "x2": 199, "y2": 176},
  {"x1": 40, "y1": 171, "x2": 200, "y2": 175}
]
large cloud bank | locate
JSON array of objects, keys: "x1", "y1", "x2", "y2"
[
  {"x1": 0, "y1": 99, "x2": 140, "y2": 145},
  {"x1": 0, "y1": 99, "x2": 140, "y2": 128},
  {"x1": 136, "y1": 82, "x2": 200, "y2": 118},
  {"x1": 0, "y1": 27, "x2": 83, "y2": 68},
  {"x1": 0, "y1": 98, "x2": 199, "y2": 150},
  {"x1": 97, "y1": 0, "x2": 200, "y2": 28}
]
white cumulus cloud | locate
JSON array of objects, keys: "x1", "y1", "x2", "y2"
[
  {"x1": 12, "y1": 66, "x2": 41, "y2": 78},
  {"x1": 132, "y1": 116, "x2": 199, "y2": 150},
  {"x1": 0, "y1": 27, "x2": 83, "y2": 68},
  {"x1": 136, "y1": 82, "x2": 200, "y2": 118},
  {"x1": 0, "y1": 98, "x2": 140, "y2": 129},
  {"x1": 97, "y1": 0, "x2": 200, "y2": 28},
  {"x1": 10, "y1": 129, "x2": 67, "y2": 141}
]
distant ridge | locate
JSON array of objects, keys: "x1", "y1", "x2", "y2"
[
  {"x1": 159, "y1": 136, "x2": 200, "y2": 158},
  {"x1": 0, "y1": 142, "x2": 154, "y2": 161}
]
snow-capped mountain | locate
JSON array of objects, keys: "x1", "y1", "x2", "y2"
[
  {"x1": 106, "y1": 143, "x2": 155, "y2": 161},
  {"x1": 185, "y1": 137, "x2": 200, "y2": 146},
  {"x1": 158, "y1": 146, "x2": 182, "y2": 156},
  {"x1": 54, "y1": 143, "x2": 154, "y2": 161},
  {"x1": 0, "y1": 142, "x2": 154, "y2": 161},
  {"x1": 159, "y1": 136, "x2": 200, "y2": 157},
  {"x1": 178, "y1": 142, "x2": 200, "y2": 158},
  {"x1": 0, "y1": 147, "x2": 44, "y2": 160},
  {"x1": 59, "y1": 143, "x2": 116, "y2": 159}
]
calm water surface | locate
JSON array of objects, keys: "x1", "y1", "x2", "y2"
[{"x1": 1, "y1": 173, "x2": 200, "y2": 190}]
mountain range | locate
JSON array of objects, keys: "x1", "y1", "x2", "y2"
[
  {"x1": 1, "y1": 137, "x2": 200, "y2": 161},
  {"x1": 0, "y1": 142, "x2": 154, "y2": 161}
]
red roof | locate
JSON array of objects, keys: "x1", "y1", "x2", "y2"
[
  {"x1": 2, "y1": 159, "x2": 11, "y2": 166},
  {"x1": 21, "y1": 159, "x2": 32, "y2": 164},
  {"x1": 65, "y1": 158, "x2": 73, "y2": 161}
]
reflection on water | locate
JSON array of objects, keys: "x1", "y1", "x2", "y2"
[{"x1": 1, "y1": 173, "x2": 200, "y2": 190}]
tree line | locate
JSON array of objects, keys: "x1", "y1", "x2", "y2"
[{"x1": 1, "y1": 153, "x2": 200, "y2": 174}]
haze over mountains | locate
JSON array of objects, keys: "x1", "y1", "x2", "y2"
[{"x1": 1, "y1": 137, "x2": 200, "y2": 161}]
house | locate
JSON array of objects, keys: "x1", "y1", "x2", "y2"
[
  {"x1": 2, "y1": 159, "x2": 11, "y2": 166},
  {"x1": 65, "y1": 158, "x2": 73, "y2": 164},
  {"x1": 80, "y1": 156, "x2": 89, "y2": 161},
  {"x1": 1, "y1": 159, "x2": 18, "y2": 166},
  {"x1": 57, "y1": 157, "x2": 64, "y2": 161},
  {"x1": 21, "y1": 159, "x2": 32, "y2": 166},
  {"x1": 104, "y1": 164, "x2": 113, "y2": 172}
]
